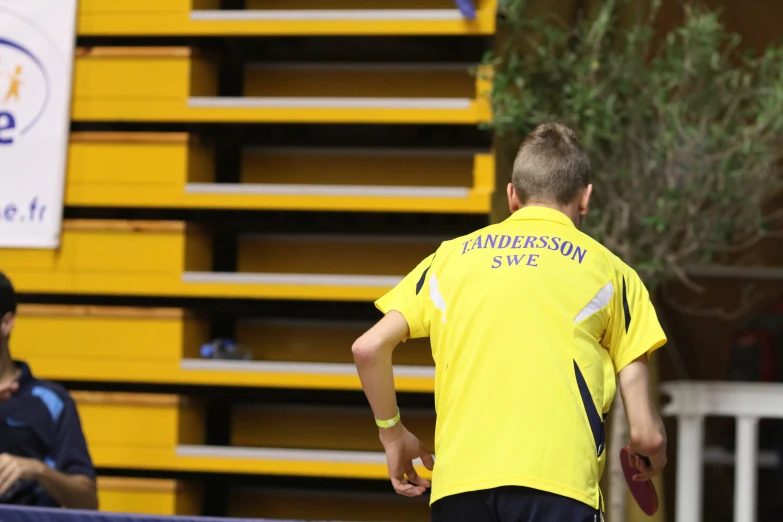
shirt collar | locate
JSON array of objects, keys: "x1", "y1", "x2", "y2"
[
  {"x1": 14, "y1": 360, "x2": 34, "y2": 387},
  {"x1": 504, "y1": 206, "x2": 576, "y2": 228}
]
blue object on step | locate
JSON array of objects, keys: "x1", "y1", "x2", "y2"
[
  {"x1": 455, "y1": 0, "x2": 477, "y2": 19},
  {"x1": 200, "y1": 339, "x2": 251, "y2": 360}
]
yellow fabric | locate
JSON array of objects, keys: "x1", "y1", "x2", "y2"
[{"x1": 375, "y1": 206, "x2": 667, "y2": 509}]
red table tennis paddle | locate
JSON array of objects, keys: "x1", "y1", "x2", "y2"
[{"x1": 620, "y1": 446, "x2": 659, "y2": 516}]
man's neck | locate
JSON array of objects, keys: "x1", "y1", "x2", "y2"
[
  {"x1": 520, "y1": 201, "x2": 579, "y2": 226},
  {"x1": 0, "y1": 344, "x2": 17, "y2": 385}
]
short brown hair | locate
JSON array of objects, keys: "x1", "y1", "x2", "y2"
[
  {"x1": 512, "y1": 123, "x2": 591, "y2": 205},
  {"x1": 0, "y1": 272, "x2": 16, "y2": 317}
]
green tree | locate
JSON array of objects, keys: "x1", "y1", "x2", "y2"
[
  {"x1": 490, "y1": 0, "x2": 783, "y2": 290},
  {"x1": 488, "y1": 2, "x2": 783, "y2": 518}
]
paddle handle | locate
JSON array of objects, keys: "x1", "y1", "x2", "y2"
[{"x1": 638, "y1": 454, "x2": 651, "y2": 468}]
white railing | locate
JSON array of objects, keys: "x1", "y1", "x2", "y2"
[{"x1": 661, "y1": 381, "x2": 783, "y2": 522}]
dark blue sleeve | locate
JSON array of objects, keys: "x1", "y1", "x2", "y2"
[{"x1": 52, "y1": 395, "x2": 95, "y2": 479}]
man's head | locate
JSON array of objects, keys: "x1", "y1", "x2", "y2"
[
  {"x1": 507, "y1": 123, "x2": 593, "y2": 227},
  {"x1": 0, "y1": 272, "x2": 16, "y2": 344}
]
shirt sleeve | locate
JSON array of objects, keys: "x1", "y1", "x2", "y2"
[
  {"x1": 375, "y1": 253, "x2": 436, "y2": 339},
  {"x1": 52, "y1": 395, "x2": 95, "y2": 478},
  {"x1": 604, "y1": 264, "x2": 668, "y2": 373}
]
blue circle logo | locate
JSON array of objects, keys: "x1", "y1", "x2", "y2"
[{"x1": 0, "y1": 37, "x2": 49, "y2": 143}]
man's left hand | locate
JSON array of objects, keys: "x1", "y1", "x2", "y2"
[
  {"x1": 0, "y1": 453, "x2": 44, "y2": 494},
  {"x1": 379, "y1": 423, "x2": 434, "y2": 497}
]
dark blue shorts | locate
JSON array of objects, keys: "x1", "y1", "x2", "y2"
[{"x1": 431, "y1": 486, "x2": 601, "y2": 522}]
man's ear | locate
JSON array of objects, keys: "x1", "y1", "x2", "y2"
[
  {"x1": 0, "y1": 313, "x2": 14, "y2": 339},
  {"x1": 578, "y1": 184, "x2": 593, "y2": 216},
  {"x1": 507, "y1": 183, "x2": 522, "y2": 213}
]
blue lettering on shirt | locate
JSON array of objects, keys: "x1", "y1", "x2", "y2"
[
  {"x1": 573, "y1": 245, "x2": 587, "y2": 264},
  {"x1": 507, "y1": 254, "x2": 526, "y2": 266},
  {"x1": 460, "y1": 233, "x2": 588, "y2": 267}
]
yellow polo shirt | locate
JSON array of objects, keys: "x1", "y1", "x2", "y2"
[{"x1": 375, "y1": 206, "x2": 667, "y2": 508}]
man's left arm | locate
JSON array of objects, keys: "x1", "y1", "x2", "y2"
[
  {"x1": 353, "y1": 253, "x2": 436, "y2": 497},
  {"x1": 352, "y1": 311, "x2": 411, "y2": 424}
]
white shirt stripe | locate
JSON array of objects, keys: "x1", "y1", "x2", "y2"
[
  {"x1": 429, "y1": 272, "x2": 447, "y2": 323},
  {"x1": 574, "y1": 282, "x2": 614, "y2": 323}
]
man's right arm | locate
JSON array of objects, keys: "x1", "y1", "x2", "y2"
[
  {"x1": 618, "y1": 355, "x2": 667, "y2": 479},
  {"x1": 605, "y1": 265, "x2": 668, "y2": 479}
]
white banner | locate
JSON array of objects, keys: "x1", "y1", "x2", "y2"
[{"x1": 0, "y1": 0, "x2": 77, "y2": 248}]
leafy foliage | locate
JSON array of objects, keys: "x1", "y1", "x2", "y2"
[{"x1": 489, "y1": 0, "x2": 783, "y2": 287}]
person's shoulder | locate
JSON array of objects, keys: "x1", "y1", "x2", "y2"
[
  {"x1": 30, "y1": 378, "x2": 69, "y2": 398},
  {"x1": 562, "y1": 227, "x2": 614, "y2": 262},
  {"x1": 29, "y1": 378, "x2": 76, "y2": 415},
  {"x1": 582, "y1": 237, "x2": 640, "y2": 280}
]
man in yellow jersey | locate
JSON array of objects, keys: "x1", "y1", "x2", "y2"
[{"x1": 352, "y1": 123, "x2": 668, "y2": 522}]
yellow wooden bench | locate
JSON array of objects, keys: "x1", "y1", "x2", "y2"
[
  {"x1": 0, "y1": 219, "x2": 210, "y2": 296},
  {"x1": 73, "y1": 392, "x2": 205, "y2": 448},
  {"x1": 66, "y1": 132, "x2": 494, "y2": 214},
  {"x1": 74, "y1": 392, "x2": 434, "y2": 480},
  {"x1": 1, "y1": 221, "x2": 442, "y2": 302},
  {"x1": 78, "y1": 0, "x2": 497, "y2": 36},
  {"x1": 13, "y1": 306, "x2": 435, "y2": 392},
  {"x1": 72, "y1": 47, "x2": 492, "y2": 124},
  {"x1": 228, "y1": 487, "x2": 429, "y2": 521},
  {"x1": 98, "y1": 477, "x2": 201, "y2": 516}
]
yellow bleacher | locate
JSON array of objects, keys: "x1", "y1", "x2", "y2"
[
  {"x1": 72, "y1": 392, "x2": 434, "y2": 480},
  {"x1": 66, "y1": 132, "x2": 495, "y2": 213},
  {"x1": 3, "y1": 221, "x2": 445, "y2": 301},
  {"x1": 100, "y1": 478, "x2": 431, "y2": 520},
  {"x1": 98, "y1": 478, "x2": 202, "y2": 516},
  {"x1": 78, "y1": 0, "x2": 497, "y2": 36},
  {"x1": 72, "y1": 47, "x2": 492, "y2": 124},
  {"x1": 13, "y1": 306, "x2": 434, "y2": 392},
  {"x1": 99, "y1": 477, "x2": 429, "y2": 520},
  {"x1": 4, "y1": 1, "x2": 498, "y2": 517}
]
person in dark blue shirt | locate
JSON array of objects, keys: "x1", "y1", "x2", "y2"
[{"x1": 0, "y1": 272, "x2": 97, "y2": 509}]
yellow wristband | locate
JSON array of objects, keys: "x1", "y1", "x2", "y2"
[{"x1": 375, "y1": 409, "x2": 401, "y2": 429}]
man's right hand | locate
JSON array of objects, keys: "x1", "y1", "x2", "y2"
[
  {"x1": 619, "y1": 356, "x2": 668, "y2": 482},
  {"x1": 628, "y1": 446, "x2": 666, "y2": 482},
  {"x1": 378, "y1": 423, "x2": 435, "y2": 497}
]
